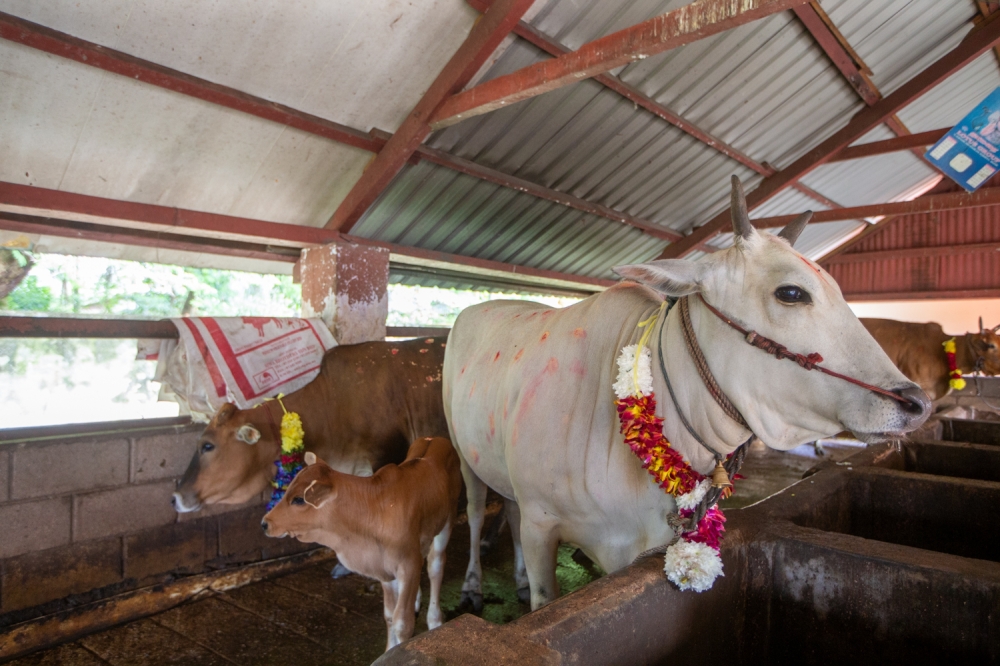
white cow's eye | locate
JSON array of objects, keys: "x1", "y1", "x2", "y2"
[{"x1": 775, "y1": 285, "x2": 811, "y2": 305}]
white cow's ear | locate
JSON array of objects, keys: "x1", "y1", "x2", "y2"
[
  {"x1": 236, "y1": 424, "x2": 261, "y2": 445},
  {"x1": 613, "y1": 259, "x2": 708, "y2": 296},
  {"x1": 304, "y1": 451, "x2": 317, "y2": 465}
]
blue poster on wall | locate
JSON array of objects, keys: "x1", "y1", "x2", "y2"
[{"x1": 925, "y1": 87, "x2": 1000, "y2": 192}]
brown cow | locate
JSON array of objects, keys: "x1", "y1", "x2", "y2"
[
  {"x1": 172, "y1": 337, "x2": 448, "y2": 513},
  {"x1": 861, "y1": 318, "x2": 1000, "y2": 402},
  {"x1": 261, "y1": 437, "x2": 462, "y2": 652}
]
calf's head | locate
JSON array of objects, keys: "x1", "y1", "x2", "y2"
[
  {"x1": 261, "y1": 452, "x2": 334, "y2": 541},
  {"x1": 615, "y1": 176, "x2": 930, "y2": 450},
  {"x1": 172, "y1": 403, "x2": 276, "y2": 513}
]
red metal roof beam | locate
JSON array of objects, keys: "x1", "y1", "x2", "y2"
[
  {"x1": 657, "y1": 16, "x2": 1000, "y2": 258},
  {"x1": 745, "y1": 187, "x2": 1000, "y2": 228},
  {"x1": 430, "y1": 0, "x2": 809, "y2": 130},
  {"x1": 325, "y1": 0, "x2": 536, "y2": 232},
  {"x1": 830, "y1": 128, "x2": 950, "y2": 162},
  {"x1": 792, "y1": 2, "x2": 879, "y2": 105},
  {"x1": 823, "y1": 242, "x2": 1000, "y2": 265}
]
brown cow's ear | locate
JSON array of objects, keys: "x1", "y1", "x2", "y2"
[
  {"x1": 304, "y1": 451, "x2": 317, "y2": 465},
  {"x1": 303, "y1": 477, "x2": 334, "y2": 508},
  {"x1": 213, "y1": 403, "x2": 238, "y2": 426},
  {"x1": 236, "y1": 425, "x2": 261, "y2": 445}
]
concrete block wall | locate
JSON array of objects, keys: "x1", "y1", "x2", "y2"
[{"x1": 0, "y1": 424, "x2": 311, "y2": 622}]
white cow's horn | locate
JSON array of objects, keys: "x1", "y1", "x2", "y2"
[
  {"x1": 730, "y1": 175, "x2": 753, "y2": 240},
  {"x1": 777, "y1": 211, "x2": 813, "y2": 246}
]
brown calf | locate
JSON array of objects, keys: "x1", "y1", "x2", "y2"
[{"x1": 261, "y1": 436, "x2": 462, "y2": 652}]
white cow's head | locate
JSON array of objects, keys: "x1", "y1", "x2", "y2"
[{"x1": 615, "y1": 177, "x2": 929, "y2": 450}]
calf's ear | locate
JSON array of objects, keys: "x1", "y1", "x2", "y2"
[
  {"x1": 613, "y1": 259, "x2": 709, "y2": 297},
  {"x1": 236, "y1": 424, "x2": 261, "y2": 445},
  {"x1": 303, "y1": 478, "x2": 334, "y2": 509}
]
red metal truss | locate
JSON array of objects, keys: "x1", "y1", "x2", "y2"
[
  {"x1": 0, "y1": 182, "x2": 615, "y2": 291},
  {"x1": 0, "y1": 13, "x2": 677, "y2": 245},
  {"x1": 823, "y1": 242, "x2": 1000, "y2": 264},
  {"x1": 429, "y1": 0, "x2": 807, "y2": 129},
  {"x1": 830, "y1": 129, "x2": 950, "y2": 162},
  {"x1": 745, "y1": 187, "x2": 1000, "y2": 229},
  {"x1": 0, "y1": 12, "x2": 382, "y2": 154},
  {"x1": 326, "y1": 0, "x2": 536, "y2": 232},
  {"x1": 792, "y1": 2, "x2": 879, "y2": 105},
  {"x1": 465, "y1": 0, "x2": 843, "y2": 214},
  {"x1": 657, "y1": 18, "x2": 1000, "y2": 259}
]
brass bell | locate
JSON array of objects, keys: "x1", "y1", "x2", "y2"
[{"x1": 710, "y1": 460, "x2": 733, "y2": 489}]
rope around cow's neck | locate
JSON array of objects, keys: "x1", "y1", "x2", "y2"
[{"x1": 695, "y1": 294, "x2": 911, "y2": 405}]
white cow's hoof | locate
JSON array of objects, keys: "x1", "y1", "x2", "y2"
[
  {"x1": 516, "y1": 586, "x2": 531, "y2": 604},
  {"x1": 330, "y1": 562, "x2": 353, "y2": 579},
  {"x1": 457, "y1": 590, "x2": 484, "y2": 615}
]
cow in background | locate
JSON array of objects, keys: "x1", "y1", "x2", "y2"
[
  {"x1": 262, "y1": 437, "x2": 462, "y2": 652},
  {"x1": 861, "y1": 318, "x2": 1000, "y2": 402},
  {"x1": 172, "y1": 336, "x2": 448, "y2": 511}
]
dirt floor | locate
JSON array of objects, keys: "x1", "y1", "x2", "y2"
[{"x1": 7, "y1": 440, "x2": 862, "y2": 666}]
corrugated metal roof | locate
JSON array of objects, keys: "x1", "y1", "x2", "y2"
[{"x1": 0, "y1": 0, "x2": 994, "y2": 292}]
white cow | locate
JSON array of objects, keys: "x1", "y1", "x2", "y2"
[{"x1": 443, "y1": 177, "x2": 930, "y2": 611}]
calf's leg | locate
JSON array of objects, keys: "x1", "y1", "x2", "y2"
[
  {"x1": 457, "y1": 458, "x2": 488, "y2": 614},
  {"x1": 389, "y1": 560, "x2": 421, "y2": 649},
  {"x1": 381, "y1": 580, "x2": 399, "y2": 652},
  {"x1": 426, "y1": 520, "x2": 452, "y2": 629},
  {"x1": 506, "y1": 499, "x2": 530, "y2": 604}
]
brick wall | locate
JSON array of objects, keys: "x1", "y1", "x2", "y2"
[{"x1": 0, "y1": 423, "x2": 311, "y2": 623}]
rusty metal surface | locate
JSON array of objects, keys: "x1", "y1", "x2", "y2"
[{"x1": 0, "y1": 549, "x2": 336, "y2": 663}]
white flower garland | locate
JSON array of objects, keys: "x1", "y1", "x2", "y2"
[
  {"x1": 663, "y1": 540, "x2": 724, "y2": 593},
  {"x1": 613, "y1": 343, "x2": 653, "y2": 399}
]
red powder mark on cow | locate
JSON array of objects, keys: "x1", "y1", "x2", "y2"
[
  {"x1": 546, "y1": 357, "x2": 559, "y2": 372},
  {"x1": 390, "y1": 348, "x2": 399, "y2": 355},
  {"x1": 571, "y1": 359, "x2": 586, "y2": 377},
  {"x1": 470, "y1": 447, "x2": 480, "y2": 465},
  {"x1": 514, "y1": 357, "x2": 560, "y2": 429},
  {"x1": 573, "y1": 328, "x2": 587, "y2": 339},
  {"x1": 514, "y1": 313, "x2": 521, "y2": 318},
  {"x1": 488, "y1": 412, "x2": 495, "y2": 438},
  {"x1": 503, "y1": 400, "x2": 508, "y2": 421},
  {"x1": 540, "y1": 332, "x2": 549, "y2": 341},
  {"x1": 419, "y1": 349, "x2": 429, "y2": 354},
  {"x1": 469, "y1": 381, "x2": 476, "y2": 398},
  {"x1": 425, "y1": 338, "x2": 434, "y2": 343},
  {"x1": 460, "y1": 365, "x2": 467, "y2": 375},
  {"x1": 355, "y1": 366, "x2": 364, "y2": 374},
  {"x1": 542, "y1": 310, "x2": 553, "y2": 317},
  {"x1": 494, "y1": 351, "x2": 501, "y2": 362},
  {"x1": 528, "y1": 312, "x2": 537, "y2": 319},
  {"x1": 514, "y1": 348, "x2": 524, "y2": 362}
]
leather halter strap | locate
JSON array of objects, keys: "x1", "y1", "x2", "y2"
[{"x1": 695, "y1": 294, "x2": 910, "y2": 405}]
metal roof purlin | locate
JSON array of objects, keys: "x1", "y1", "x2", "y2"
[
  {"x1": 0, "y1": 12, "x2": 675, "y2": 247},
  {"x1": 0, "y1": 181, "x2": 614, "y2": 291},
  {"x1": 746, "y1": 187, "x2": 1000, "y2": 228},
  {"x1": 831, "y1": 129, "x2": 950, "y2": 162},
  {"x1": 657, "y1": 16, "x2": 1000, "y2": 259},
  {"x1": 465, "y1": 0, "x2": 842, "y2": 215},
  {"x1": 325, "y1": 0, "x2": 536, "y2": 232},
  {"x1": 428, "y1": 0, "x2": 808, "y2": 129}
]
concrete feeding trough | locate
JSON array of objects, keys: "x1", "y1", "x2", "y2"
[{"x1": 380, "y1": 421, "x2": 1000, "y2": 665}]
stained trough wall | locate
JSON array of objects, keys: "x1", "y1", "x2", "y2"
[{"x1": 0, "y1": 422, "x2": 310, "y2": 623}]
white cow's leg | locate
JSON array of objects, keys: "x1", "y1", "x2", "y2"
[
  {"x1": 382, "y1": 580, "x2": 399, "y2": 652},
  {"x1": 426, "y1": 520, "x2": 452, "y2": 629},
  {"x1": 414, "y1": 586, "x2": 422, "y2": 614},
  {"x1": 520, "y1": 514, "x2": 561, "y2": 610},
  {"x1": 506, "y1": 499, "x2": 530, "y2": 604},
  {"x1": 458, "y1": 458, "x2": 488, "y2": 614},
  {"x1": 390, "y1": 561, "x2": 421, "y2": 649}
]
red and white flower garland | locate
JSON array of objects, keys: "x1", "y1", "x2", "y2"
[{"x1": 614, "y1": 337, "x2": 732, "y2": 592}]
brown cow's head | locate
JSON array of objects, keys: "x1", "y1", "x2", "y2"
[
  {"x1": 172, "y1": 403, "x2": 277, "y2": 513},
  {"x1": 972, "y1": 319, "x2": 1000, "y2": 375},
  {"x1": 261, "y1": 452, "x2": 334, "y2": 541}
]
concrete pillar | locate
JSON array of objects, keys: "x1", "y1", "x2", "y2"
[{"x1": 299, "y1": 242, "x2": 389, "y2": 344}]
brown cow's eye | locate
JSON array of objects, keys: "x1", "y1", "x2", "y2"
[
  {"x1": 291, "y1": 496, "x2": 305, "y2": 506},
  {"x1": 775, "y1": 285, "x2": 811, "y2": 305},
  {"x1": 201, "y1": 442, "x2": 215, "y2": 454}
]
